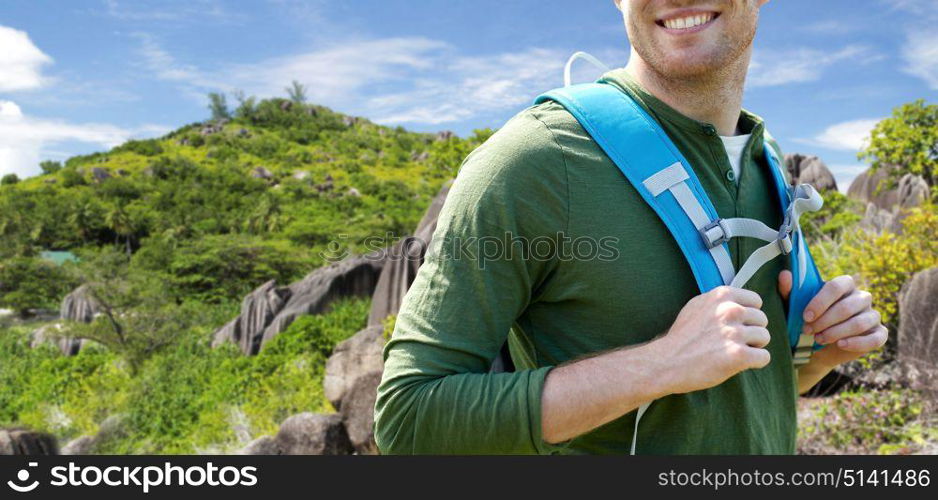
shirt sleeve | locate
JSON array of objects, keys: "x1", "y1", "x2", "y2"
[{"x1": 373, "y1": 107, "x2": 571, "y2": 454}]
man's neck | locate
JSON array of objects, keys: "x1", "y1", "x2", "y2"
[{"x1": 624, "y1": 50, "x2": 750, "y2": 136}]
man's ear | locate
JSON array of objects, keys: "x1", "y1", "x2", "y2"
[
  {"x1": 613, "y1": 0, "x2": 622, "y2": 11},
  {"x1": 758, "y1": 0, "x2": 771, "y2": 6}
]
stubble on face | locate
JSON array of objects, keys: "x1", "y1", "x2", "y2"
[{"x1": 623, "y1": 0, "x2": 760, "y2": 86}]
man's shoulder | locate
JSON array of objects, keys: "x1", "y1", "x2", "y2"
[{"x1": 455, "y1": 101, "x2": 581, "y2": 184}]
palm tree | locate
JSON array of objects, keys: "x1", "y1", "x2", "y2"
[
  {"x1": 286, "y1": 80, "x2": 307, "y2": 105},
  {"x1": 105, "y1": 205, "x2": 135, "y2": 256}
]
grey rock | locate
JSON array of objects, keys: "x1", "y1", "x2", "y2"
[
  {"x1": 435, "y1": 130, "x2": 455, "y2": 141},
  {"x1": 214, "y1": 256, "x2": 385, "y2": 355},
  {"x1": 858, "y1": 202, "x2": 899, "y2": 234},
  {"x1": 212, "y1": 280, "x2": 290, "y2": 355},
  {"x1": 199, "y1": 122, "x2": 224, "y2": 136},
  {"x1": 0, "y1": 429, "x2": 58, "y2": 455},
  {"x1": 848, "y1": 165, "x2": 927, "y2": 212},
  {"x1": 61, "y1": 284, "x2": 100, "y2": 323},
  {"x1": 339, "y1": 372, "x2": 382, "y2": 454},
  {"x1": 896, "y1": 173, "x2": 929, "y2": 211},
  {"x1": 240, "y1": 436, "x2": 280, "y2": 455},
  {"x1": 347, "y1": 187, "x2": 361, "y2": 198},
  {"x1": 33, "y1": 285, "x2": 101, "y2": 355},
  {"x1": 368, "y1": 181, "x2": 450, "y2": 326},
  {"x1": 850, "y1": 166, "x2": 929, "y2": 233},
  {"x1": 292, "y1": 171, "x2": 310, "y2": 181},
  {"x1": 61, "y1": 436, "x2": 95, "y2": 455},
  {"x1": 898, "y1": 268, "x2": 938, "y2": 399},
  {"x1": 91, "y1": 167, "x2": 111, "y2": 183},
  {"x1": 30, "y1": 323, "x2": 86, "y2": 356},
  {"x1": 259, "y1": 255, "x2": 384, "y2": 351},
  {"x1": 60, "y1": 414, "x2": 127, "y2": 455},
  {"x1": 324, "y1": 325, "x2": 385, "y2": 410},
  {"x1": 410, "y1": 151, "x2": 430, "y2": 162},
  {"x1": 274, "y1": 413, "x2": 352, "y2": 455},
  {"x1": 251, "y1": 166, "x2": 273, "y2": 180},
  {"x1": 784, "y1": 153, "x2": 837, "y2": 192}
]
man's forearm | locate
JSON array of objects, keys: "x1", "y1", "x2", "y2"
[
  {"x1": 540, "y1": 340, "x2": 674, "y2": 444},
  {"x1": 541, "y1": 286, "x2": 775, "y2": 445},
  {"x1": 796, "y1": 360, "x2": 835, "y2": 395}
]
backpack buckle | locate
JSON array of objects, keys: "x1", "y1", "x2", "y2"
[
  {"x1": 699, "y1": 219, "x2": 729, "y2": 249},
  {"x1": 777, "y1": 212, "x2": 794, "y2": 255}
]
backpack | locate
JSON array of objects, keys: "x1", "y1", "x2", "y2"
[{"x1": 533, "y1": 82, "x2": 825, "y2": 366}]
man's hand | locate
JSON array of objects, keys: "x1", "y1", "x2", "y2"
[
  {"x1": 650, "y1": 286, "x2": 772, "y2": 394},
  {"x1": 541, "y1": 286, "x2": 771, "y2": 444},
  {"x1": 778, "y1": 271, "x2": 888, "y2": 392}
]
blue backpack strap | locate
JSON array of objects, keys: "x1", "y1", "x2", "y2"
[
  {"x1": 535, "y1": 83, "x2": 825, "y2": 360},
  {"x1": 534, "y1": 83, "x2": 734, "y2": 293},
  {"x1": 763, "y1": 148, "x2": 826, "y2": 360}
]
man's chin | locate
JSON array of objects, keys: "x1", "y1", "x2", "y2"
[{"x1": 650, "y1": 58, "x2": 726, "y2": 79}]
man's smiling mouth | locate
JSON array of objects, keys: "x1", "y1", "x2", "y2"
[{"x1": 655, "y1": 12, "x2": 720, "y2": 31}]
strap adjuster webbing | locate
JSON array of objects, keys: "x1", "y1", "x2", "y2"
[
  {"x1": 776, "y1": 212, "x2": 794, "y2": 256},
  {"x1": 699, "y1": 218, "x2": 730, "y2": 249}
]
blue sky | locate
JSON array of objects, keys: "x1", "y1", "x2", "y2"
[{"x1": 1, "y1": 0, "x2": 936, "y2": 191}]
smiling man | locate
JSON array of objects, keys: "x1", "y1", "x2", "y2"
[{"x1": 374, "y1": 0, "x2": 887, "y2": 454}]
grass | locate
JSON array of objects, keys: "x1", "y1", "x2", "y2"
[{"x1": 0, "y1": 297, "x2": 369, "y2": 454}]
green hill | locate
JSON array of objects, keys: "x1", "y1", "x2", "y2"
[
  {"x1": 0, "y1": 94, "x2": 492, "y2": 453},
  {"x1": 0, "y1": 96, "x2": 492, "y2": 310}
]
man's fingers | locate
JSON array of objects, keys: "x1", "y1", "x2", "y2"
[
  {"x1": 742, "y1": 346, "x2": 771, "y2": 369},
  {"x1": 835, "y1": 325, "x2": 888, "y2": 352},
  {"x1": 815, "y1": 309, "x2": 882, "y2": 345},
  {"x1": 804, "y1": 275, "x2": 856, "y2": 323},
  {"x1": 741, "y1": 307, "x2": 768, "y2": 328},
  {"x1": 777, "y1": 270, "x2": 792, "y2": 301},
  {"x1": 741, "y1": 326, "x2": 771, "y2": 348},
  {"x1": 720, "y1": 286, "x2": 763, "y2": 309},
  {"x1": 807, "y1": 289, "x2": 873, "y2": 335}
]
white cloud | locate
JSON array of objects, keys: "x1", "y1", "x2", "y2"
[
  {"x1": 0, "y1": 25, "x2": 53, "y2": 92},
  {"x1": 889, "y1": 0, "x2": 938, "y2": 89},
  {"x1": 795, "y1": 118, "x2": 881, "y2": 152},
  {"x1": 748, "y1": 45, "x2": 874, "y2": 88},
  {"x1": 797, "y1": 20, "x2": 856, "y2": 35},
  {"x1": 102, "y1": 0, "x2": 242, "y2": 24},
  {"x1": 902, "y1": 29, "x2": 938, "y2": 89},
  {"x1": 0, "y1": 100, "x2": 169, "y2": 178},
  {"x1": 229, "y1": 37, "x2": 450, "y2": 103},
  {"x1": 366, "y1": 47, "x2": 566, "y2": 125},
  {"x1": 888, "y1": 0, "x2": 938, "y2": 17},
  {"x1": 135, "y1": 35, "x2": 568, "y2": 126}
]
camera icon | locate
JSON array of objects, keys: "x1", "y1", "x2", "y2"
[{"x1": 7, "y1": 462, "x2": 39, "y2": 493}]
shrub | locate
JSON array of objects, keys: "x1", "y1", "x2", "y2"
[
  {"x1": 113, "y1": 139, "x2": 164, "y2": 157},
  {"x1": 859, "y1": 99, "x2": 937, "y2": 189},
  {"x1": 0, "y1": 297, "x2": 369, "y2": 454},
  {"x1": 160, "y1": 234, "x2": 309, "y2": 303},
  {"x1": 799, "y1": 388, "x2": 934, "y2": 454},
  {"x1": 817, "y1": 204, "x2": 937, "y2": 329},
  {"x1": 0, "y1": 257, "x2": 76, "y2": 316},
  {"x1": 40, "y1": 161, "x2": 63, "y2": 175},
  {"x1": 800, "y1": 190, "x2": 863, "y2": 242}
]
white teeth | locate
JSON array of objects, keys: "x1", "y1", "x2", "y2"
[{"x1": 663, "y1": 13, "x2": 714, "y2": 30}]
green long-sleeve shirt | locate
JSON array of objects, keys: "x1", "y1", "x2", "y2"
[{"x1": 374, "y1": 68, "x2": 797, "y2": 455}]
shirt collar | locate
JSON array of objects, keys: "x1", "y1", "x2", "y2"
[{"x1": 598, "y1": 67, "x2": 766, "y2": 162}]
